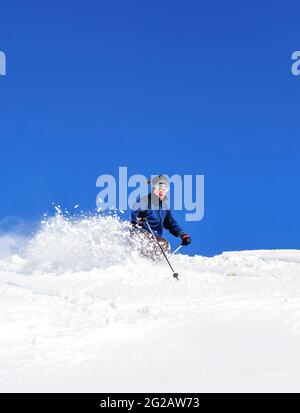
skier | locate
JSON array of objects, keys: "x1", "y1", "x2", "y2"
[{"x1": 131, "y1": 175, "x2": 191, "y2": 258}]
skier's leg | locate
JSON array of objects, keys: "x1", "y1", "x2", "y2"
[
  {"x1": 155, "y1": 236, "x2": 171, "y2": 255},
  {"x1": 130, "y1": 227, "x2": 156, "y2": 259},
  {"x1": 130, "y1": 227, "x2": 169, "y2": 260}
]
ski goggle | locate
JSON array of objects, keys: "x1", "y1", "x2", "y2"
[{"x1": 155, "y1": 182, "x2": 169, "y2": 192}]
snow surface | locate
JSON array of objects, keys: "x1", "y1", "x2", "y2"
[{"x1": 1, "y1": 214, "x2": 300, "y2": 393}]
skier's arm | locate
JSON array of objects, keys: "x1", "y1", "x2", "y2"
[
  {"x1": 164, "y1": 211, "x2": 192, "y2": 245},
  {"x1": 131, "y1": 206, "x2": 148, "y2": 225},
  {"x1": 131, "y1": 195, "x2": 149, "y2": 225},
  {"x1": 131, "y1": 208, "x2": 140, "y2": 225},
  {"x1": 163, "y1": 211, "x2": 185, "y2": 238}
]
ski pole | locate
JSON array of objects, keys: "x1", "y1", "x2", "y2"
[
  {"x1": 144, "y1": 220, "x2": 180, "y2": 280},
  {"x1": 172, "y1": 245, "x2": 183, "y2": 256}
]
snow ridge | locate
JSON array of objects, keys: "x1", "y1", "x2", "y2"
[{"x1": 1, "y1": 214, "x2": 300, "y2": 392}]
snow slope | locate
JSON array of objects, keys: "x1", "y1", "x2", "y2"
[{"x1": 1, "y1": 214, "x2": 300, "y2": 393}]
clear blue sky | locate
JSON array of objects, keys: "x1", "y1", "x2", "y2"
[{"x1": 0, "y1": 0, "x2": 300, "y2": 256}]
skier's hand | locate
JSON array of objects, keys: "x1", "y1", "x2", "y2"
[
  {"x1": 181, "y1": 234, "x2": 192, "y2": 246},
  {"x1": 138, "y1": 210, "x2": 148, "y2": 222}
]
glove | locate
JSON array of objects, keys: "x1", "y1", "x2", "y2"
[
  {"x1": 181, "y1": 234, "x2": 191, "y2": 246},
  {"x1": 138, "y1": 210, "x2": 148, "y2": 222}
]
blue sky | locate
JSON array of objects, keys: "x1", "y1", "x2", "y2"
[{"x1": 0, "y1": 0, "x2": 300, "y2": 256}]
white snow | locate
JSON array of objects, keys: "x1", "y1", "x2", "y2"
[{"x1": 1, "y1": 214, "x2": 300, "y2": 393}]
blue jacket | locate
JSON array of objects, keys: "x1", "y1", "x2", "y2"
[{"x1": 131, "y1": 192, "x2": 184, "y2": 238}]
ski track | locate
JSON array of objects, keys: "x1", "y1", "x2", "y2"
[{"x1": 1, "y1": 215, "x2": 300, "y2": 392}]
